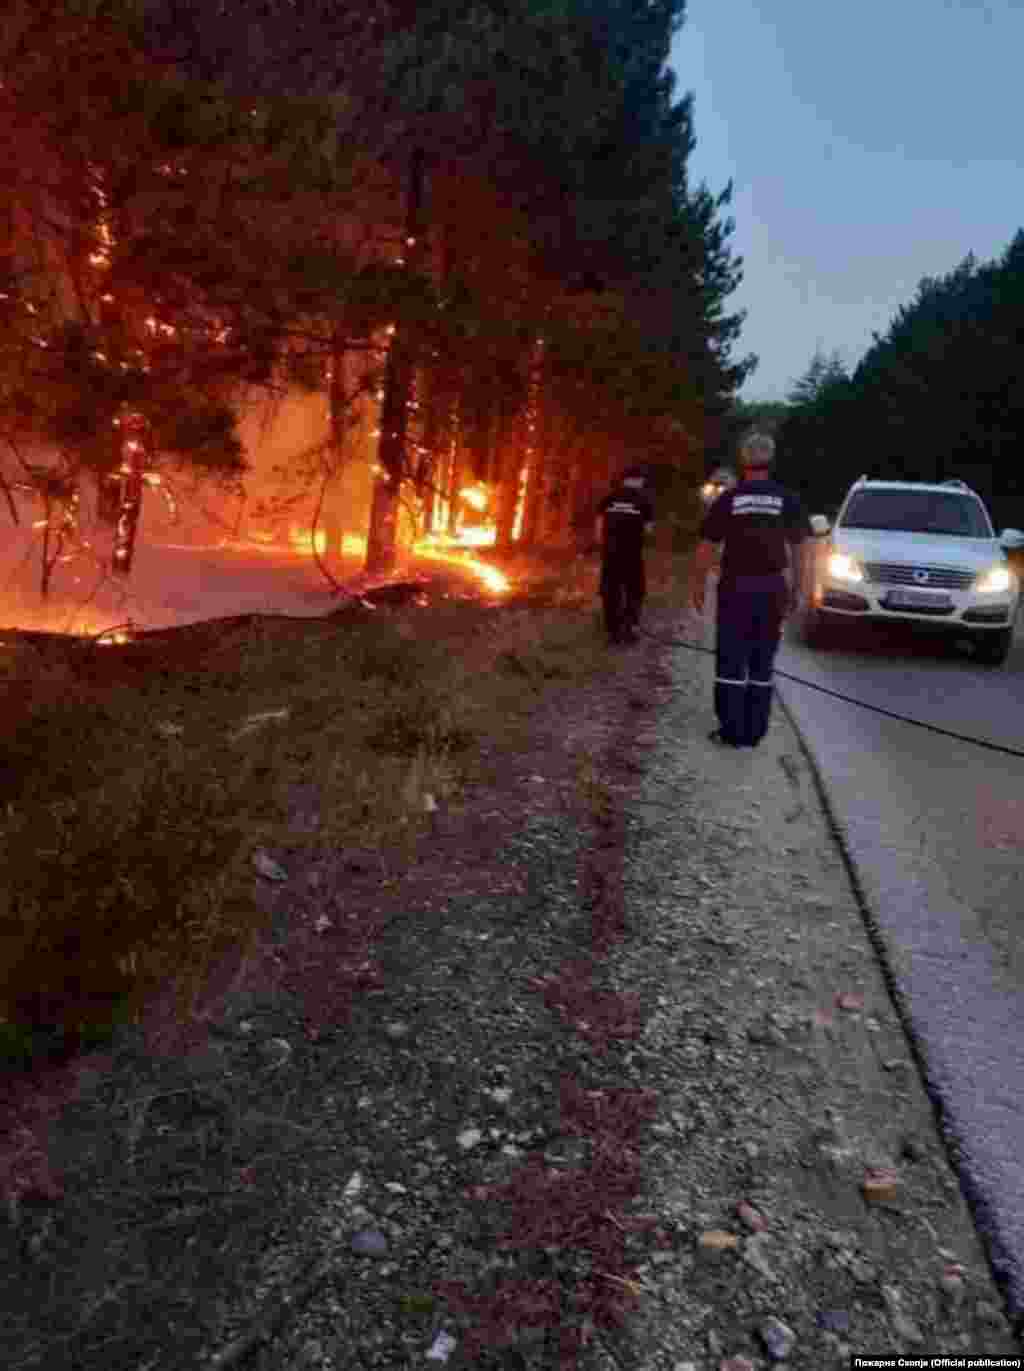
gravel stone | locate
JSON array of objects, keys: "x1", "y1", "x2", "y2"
[
  {"x1": 698, "y1": 1230, "x2": 740, "y2": 1257},
  {"x1": 350, "y1": 1229, "x2": 389, "y2": 1258},
  {"x1": 425, "y1": 1329, "x2": 458, "y2": 1362},
  {"x1": 759, "y1": 1316, "x2": 795, "y2": 1361},
  {"x1": 736, "y1": 1200, "x2": 768, "y2": 1232},
  {"x1": 882, "y1": 1285, "x2": 924, "y2": 1344},
  {"x1": 939, "y1": 1272, "x2": 965, "y2": 1309},
  {"x1": 815, "y1": 1309, "x2": 851, "y2": 1334},
  {"x1": 976, "y1": 1299, "x2": 1008, "y2": 1330},
  {"x1": 862, "y1": 1167, "x2": 899, "y2": 1203},
  {"x1": 743, "y1": 1231, "x2": 779, "y2": 1282}
]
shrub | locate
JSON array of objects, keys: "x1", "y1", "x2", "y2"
[{"x1": 0, "y1": 747, "x2": 260, "y2": 1058}]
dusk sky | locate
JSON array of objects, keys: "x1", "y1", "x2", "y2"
[{"x1": 669, "y1": 0, "x2": 1024, "y2": 403}]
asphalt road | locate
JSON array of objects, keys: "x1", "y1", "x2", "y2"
[{"x1": 774, "y1": 612, "x2": 1024, "y2": 1321}]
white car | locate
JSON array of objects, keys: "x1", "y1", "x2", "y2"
[{"x1": 801, "y1": 476, "x2": 1023, "y2": 666}]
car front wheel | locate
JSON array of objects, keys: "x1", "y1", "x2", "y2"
[{"x1": 972, "y1": 627, "x2": 1013, "y2": 667}]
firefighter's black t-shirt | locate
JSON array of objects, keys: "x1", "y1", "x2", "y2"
[
  {"x1": 700, "y1": 478, "x2": 810, "y2": 586},
  {"x1": 597, "y1": 488, "x2": 653, "y2": 560}
]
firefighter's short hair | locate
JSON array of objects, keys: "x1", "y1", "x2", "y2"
[{"x1": 739, "y1": 432, "x2": 775, "y2": 468}]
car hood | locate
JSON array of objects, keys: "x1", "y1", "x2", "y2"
[{"x1": 831, "y1": 529, "x2": 1003, "y2": 570}]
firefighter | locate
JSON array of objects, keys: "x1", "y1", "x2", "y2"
[
  {"x1": 595, "y1": 472, "x2": 654, "y2": 644},
  {"x1": 692, "y1": 433, "x2": 811, "y2": 747}
]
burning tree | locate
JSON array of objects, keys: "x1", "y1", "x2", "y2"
[
  {"x1": 0, "y1": 7, "x2": 243, "y2": 592},
  {"x1": 0, "y1": 0, "x2": 417, "y2": 597},
  {"x1": 11, "y1": 0, "x2": 752, "y2": 591}
]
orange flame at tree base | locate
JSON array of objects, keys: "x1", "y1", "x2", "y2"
[{"x1": 415, "y1": 532, "x2": 510, "y2": 595}]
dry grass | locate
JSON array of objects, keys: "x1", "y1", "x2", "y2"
[{"x1": 0, "y1": 548, "x2": 691, "y2": 1072}]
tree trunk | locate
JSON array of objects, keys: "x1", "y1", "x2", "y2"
[
  {"x1": 39, "y1": 493, "x2": 54, "y2": 599},
  {"x1": 318, "y1": 337, "x2": 348, "y2": 561},
  {"x1": 567, "y1": 457, "x2": 591, "y2": 555},
  {"x1": 494, "y1": 406, "x2": 525, "y2": 550},
  {"x1": 415, "y1": 363, "x2": 443, "y2": 534},
  {"x1": 365, "y1": 146, "x2": 427, "y2": 577},
  {"x1": 422, "y1": 215, "x2": 457, "y2": 536},
  {"x1": 111, "y1": 412, "x2": 146, "y2": 578},
  {"x1": 496, "y1": 337, "x2": 542, "y2": 549},
  {"x1": 521, "y1": 443, "x2": 546, "y2": 548},
  {"x1": 445, "y1": 411, "x2": 464, "y2": 536},
  {"x1": 520, "y1": 342, "x2": 547, "y2": 547},
  {"x1": 545, "y1": 457, "x2": 572, "y2": 548}
]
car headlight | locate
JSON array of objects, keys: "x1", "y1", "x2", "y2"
[
  {"x1": 827, "y1": 551, "x2": 864, "y2": 584},
  {"x1": 975, "y1": 564, "x2": 1014, "y2": 594}
]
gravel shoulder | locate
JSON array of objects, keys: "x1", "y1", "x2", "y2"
[
  {"x1": 601, "y1": 618, "x2": 1021, "y2": 1368},
  {"x1": 1, "y1": 604, "x2": 1019, "y2": 1370}
]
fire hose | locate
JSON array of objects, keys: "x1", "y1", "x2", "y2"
[{"x1": 638, "y1": 624, "x2": 1024, "y2": 761}]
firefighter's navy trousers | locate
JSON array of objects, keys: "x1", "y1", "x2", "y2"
[
  {"x1": 714, "y1": 574, "x2": 787, "y2": 746},
  {"x1": 600, "y1": 552, "x2": 645, "y2": 641}
]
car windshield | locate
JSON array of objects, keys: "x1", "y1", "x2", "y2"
[{"x1": 840, "y1": 490, "x2": 991, "y2": 538}]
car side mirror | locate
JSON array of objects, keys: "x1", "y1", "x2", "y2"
[
  {"x1": 999, "y1": 528, "x2": 1024, "y2": 550},
  {"x1": 809, "y1": 514, "x2": 831, "y2": 537}
]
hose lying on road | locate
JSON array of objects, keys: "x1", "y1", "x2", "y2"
[{"x1": 639, "y1": 627, "x2": 1024, "y2": 761}]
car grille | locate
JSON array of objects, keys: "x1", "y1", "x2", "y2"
[{"x1": 864, "y1": 562, "x2": 976, "y2": 590}]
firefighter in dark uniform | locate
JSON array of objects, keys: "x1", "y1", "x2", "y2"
[
  {"x1": 595, "y1": 474, "x2": 654, "y2": 644},
  {"x1": 692, "y1": 433, "x2": 810, "y2": 746}
]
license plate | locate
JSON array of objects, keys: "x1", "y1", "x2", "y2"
[{"x1": 884, "y1": 588, "x2": 952, "y2": 609}]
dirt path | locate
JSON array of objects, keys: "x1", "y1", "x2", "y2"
[{"x1": 1, "y1": 605, "x2": 1019, "y2": 1369}]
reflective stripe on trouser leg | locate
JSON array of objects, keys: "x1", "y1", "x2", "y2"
[{"x1": 713, "y1": 679, "x2": 747, "y2": 743}]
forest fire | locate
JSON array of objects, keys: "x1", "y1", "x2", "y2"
[
  {"x1": 278, "y1": 483, "x2": 511, "y2": 595},
  {"x1": 0, "y1": 474, "x2": 511, "y2": 651}
]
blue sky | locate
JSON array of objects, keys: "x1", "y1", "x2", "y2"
[{"x1": 668, "y1": 0, "x2": 1024, "y2": 402}]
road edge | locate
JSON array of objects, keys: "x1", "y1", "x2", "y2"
[{"x1": 775, "y1": 683, "x2": 1024, "y2": 1341}]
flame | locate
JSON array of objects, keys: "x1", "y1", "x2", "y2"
[
  {"x1": 511, "y1": 465, "x2": 529, "y2": 543},
  {"x1": 280, "y1": 523, "x2": 372, "y2": 560},
  {"x1": 459, "y1": 484, "x2": 488, "y2": 513},
  {"x1": 0, "y1": 605, "x2": 133, "y2": 644},
  {"x1": 451, "y1": 526, "x2": 496, "y2": 548},
  {"x1": 415, "y1": 523, "x2": 509, "y2": 594},
  {"x1": 416, "y1": 540, "x2": 509, "y2": 594},
  {"x1": 289, "y1": 526, "x2": 327, "y2": 557}
]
